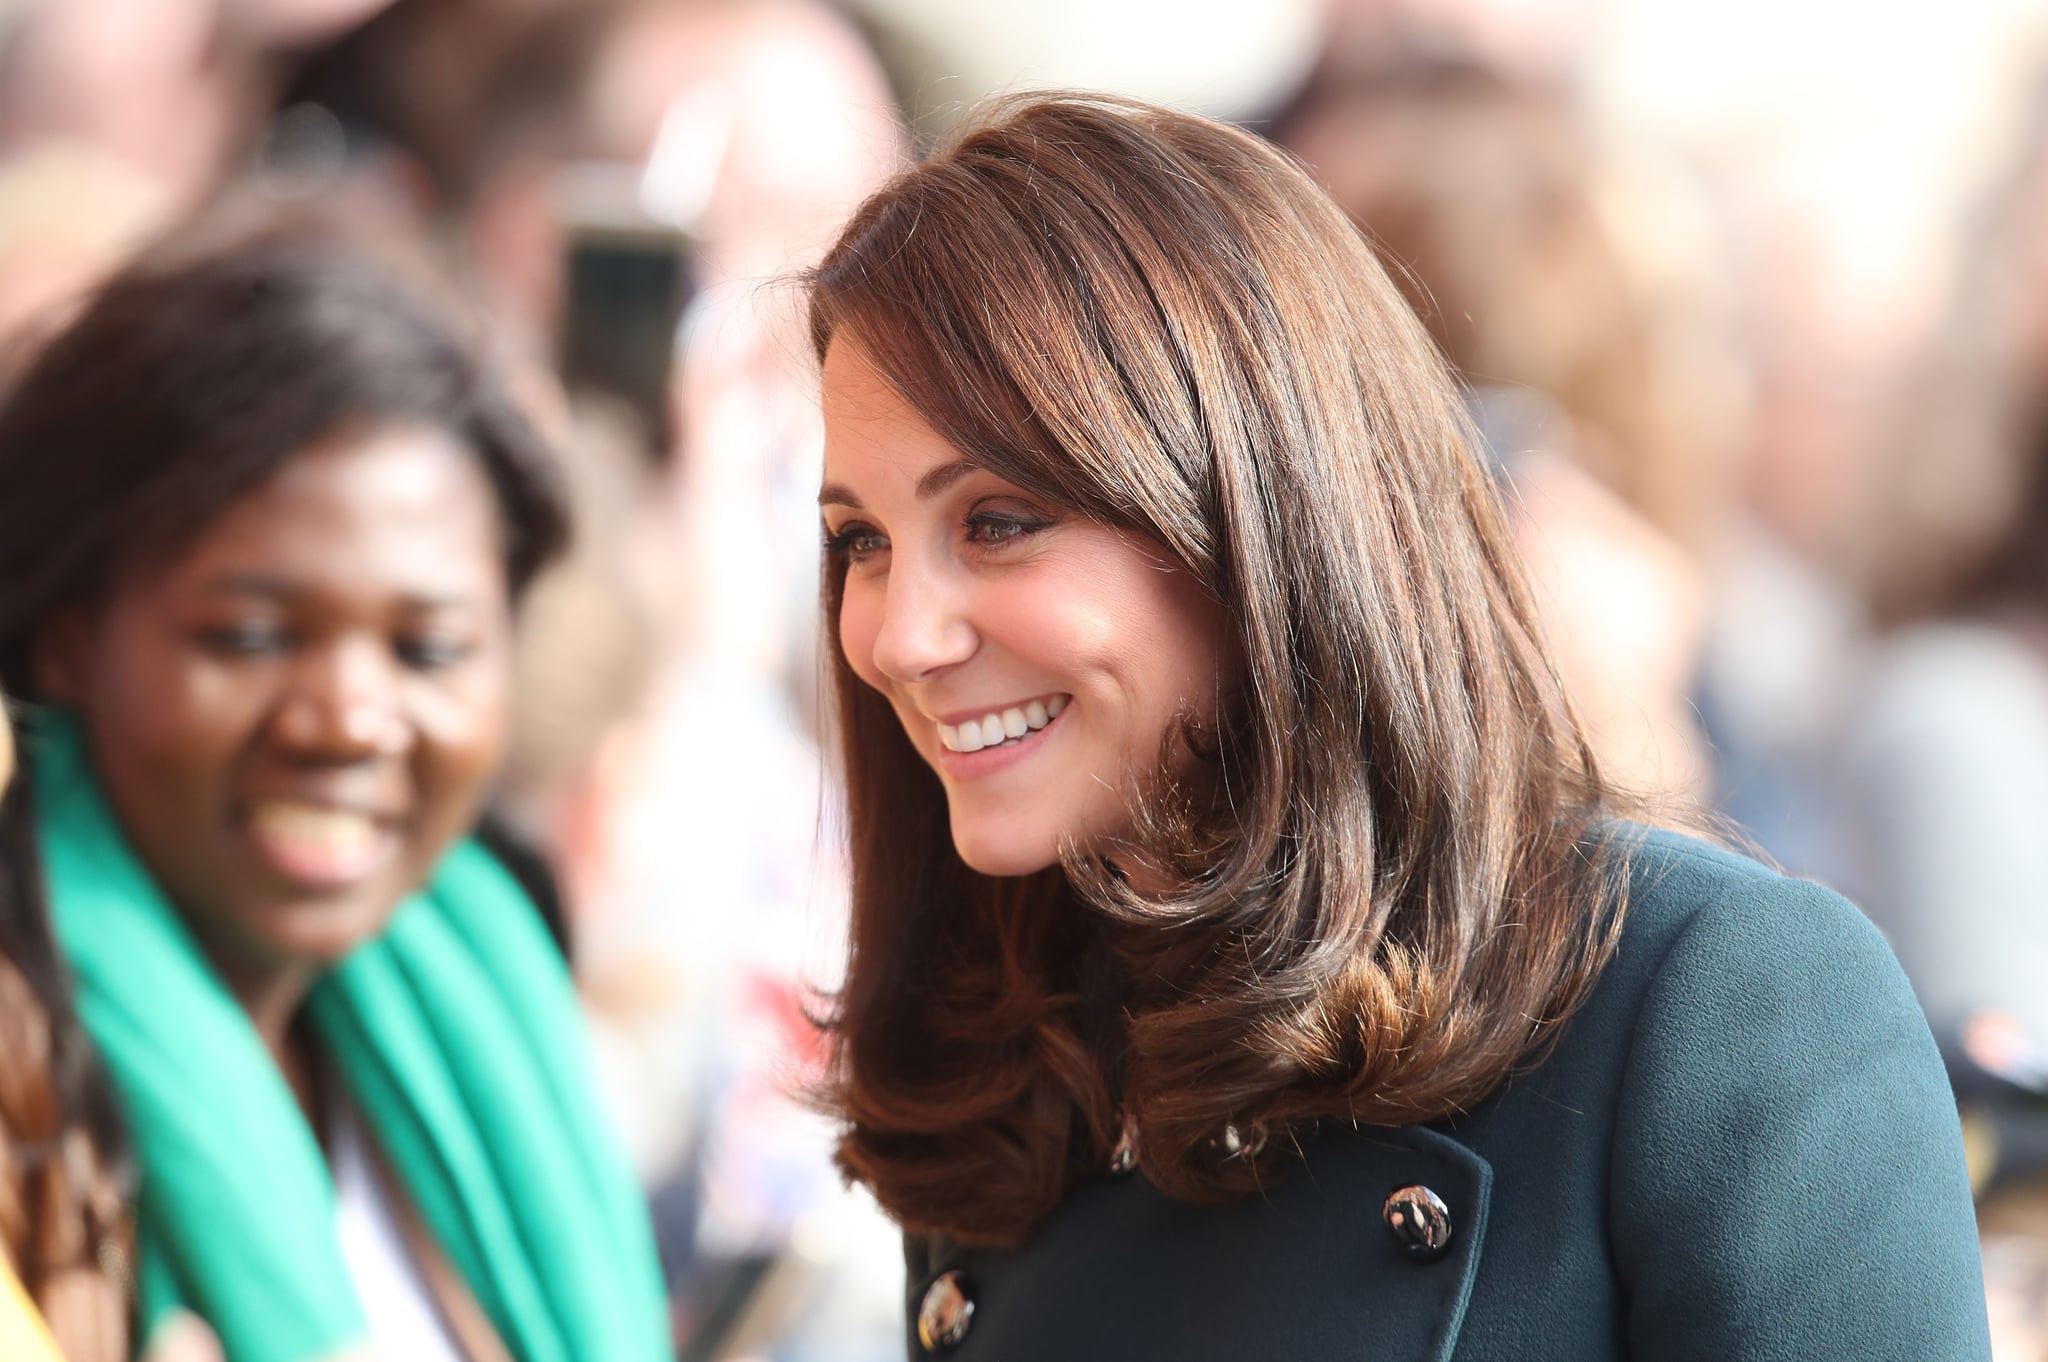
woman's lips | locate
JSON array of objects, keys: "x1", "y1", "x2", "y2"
[{"x1": 241, "y1": 799, "x2": 401, "y2": 888}]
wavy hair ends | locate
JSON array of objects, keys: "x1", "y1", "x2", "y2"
[{"x1": 809, "y1": 93, "x2": 1627, "y2": 1246}]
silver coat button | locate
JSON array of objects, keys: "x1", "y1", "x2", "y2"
[
  {"x1": 1207, "y1": 1121, "x2": 1267, "y2": 1159},
  {"x1": 1383, "y1": 1184, "x2": 1452, "y2": 1260},
  {"x1": 918, "y1": 1270, "x2": 976, "y2": 1352},
  {"x1": 1108, "y1": 1113, "x2": 1139, "y2": 1175}
]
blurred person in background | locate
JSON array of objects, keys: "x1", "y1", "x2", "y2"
[
  {"x1": 1850, "y1": 399, "x2": 2048, "y2": 1362},
  {"x1": 1310, "y1": 0, "x2": 1595, "y2": 92},
  {"x1": 0, "y1": 143, "x2": 167, "y2": 377},
  {"x1": 811, "y1": 92, "x2": 1986, "y2": 1360},
  {"x1": 270, "y1": 5, "x2": 917, "y2": 1354},
  {"x1": 526, "y1": 5, "x2": 911, "y2": 1357},
  {"x1": 1836, "y1": 82, "x2": 2048, "y2": 1360},
  {"x1": 1280, "y1": 58, "x2": 1742, "y2": 807},
  {"x1": 0, "y1": 0, "x2": 400, "y2": 210},
  {"x1": 1656, "y1": 22, "x2": 2040, "y2": 891},
  {"x1": 0, "y1": 206, "x2": 672, "y2": 1362},
  {"x1": 279, "y1": 0, "x2": 623, "y2": 382}
]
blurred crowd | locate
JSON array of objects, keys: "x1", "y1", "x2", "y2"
[{"x1": 0, "y1": 0, "x2": 2044, "y2": 1358}]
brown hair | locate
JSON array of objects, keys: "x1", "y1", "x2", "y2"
[
  {"x1": 809, "y1": 93, "x2": 1627, "y2": 1246},
  {"x1": 0, "y1": 692, "x2": 130, "y2": 1362}
]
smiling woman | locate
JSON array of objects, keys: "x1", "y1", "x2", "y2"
[
  {"x1": 0, "y1": 208, "x2": 672, "y2": 1362},
  {"x1": 808, "y1": 94, "x2": 1990, "y2": 1361}
]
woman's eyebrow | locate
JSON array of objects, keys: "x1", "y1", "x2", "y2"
[
  {"x1": 818, "y1": 459, "x2": 980, "y2": 511},
  {"x1": 197, "y1": 573, "x2": 480, "y2": 613},
  {"x1": 915, "y1": 459, "x2": 977, "y2": 499},
  {"x1": 198, "y1": 572, "x2": 299, "y2": 600}
]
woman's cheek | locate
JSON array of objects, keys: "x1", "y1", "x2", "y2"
[{"x1": 838, "y1": 587, "x2": 885, "y2": 692}]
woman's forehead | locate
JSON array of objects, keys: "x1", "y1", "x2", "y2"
[
  {"x1": 820, "y1": 344, "x2": 970, "y2": 490},
  {"x1": 144, "y1": 426, "x2": 507, "y2": 605}
]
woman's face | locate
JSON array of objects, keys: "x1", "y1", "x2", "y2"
[
  {"x1": 821, "y1": 341, "x2": 1232, "y2": 878},
  {"x1": 41, "y1": 424, "x2": 512, "y2": 972}
]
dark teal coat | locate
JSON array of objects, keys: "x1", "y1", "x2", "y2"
[{"x1": 903, "y1": 830, "x2": 1991, "y2": 1360}]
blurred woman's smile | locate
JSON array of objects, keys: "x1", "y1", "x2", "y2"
[{"x1": 239, "y1": 798, "x2": 403, "y2": 889}]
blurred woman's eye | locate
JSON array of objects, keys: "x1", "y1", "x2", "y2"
[
  {"x1": 196, "y1": 620, "x2": 291, "y2": 657},
  {"x1": 824, "y1": 521, "x2": 889, "y2": 564},
  {"x1": 395, "y1": 632, "x2": 475, "y2": 671}
]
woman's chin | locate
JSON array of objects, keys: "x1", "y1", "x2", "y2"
[{"x1": 949, "y1": 822, "x2": 1061, "y2": 880}]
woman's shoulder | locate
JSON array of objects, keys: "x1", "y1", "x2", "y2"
[
  {"x1": 1597, "y1": 822, "x2": 1898, "y2": 1004},
  {"x1": 1572, "y1": 829, "x2": 1991, "y2": 1359},
  {"x1": 1587, "y1": 822, "x2": 1937, "y2": 1103},
  {"x1": 1437, "y1": 822, "x2": 1989, "y2": 1359},
  {"x1": 1516, "y1": 821, "x2": 1938, "y2": 1134},
  {"x1": 1486, "y1": 821, "x2": 1926, "y2": 1133}
]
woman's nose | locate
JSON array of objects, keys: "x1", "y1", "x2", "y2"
[
  {"x1": 868, "y1": 567, "x2": 978, "y2": 684},
  {"x1": 270, "y1": 640, "x2": 412, "y2": 760}
]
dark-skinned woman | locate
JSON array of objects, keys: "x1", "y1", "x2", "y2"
[{"x1": 0, "y1": 207, "x2": 672, "y2": 1362}]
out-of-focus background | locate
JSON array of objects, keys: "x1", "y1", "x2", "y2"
[{"x1": 3, "y1": 0, "x2": 2047, "y2": 1356}]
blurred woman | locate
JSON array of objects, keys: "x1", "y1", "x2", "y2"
[
  {"x1": 0, "y1": 208, "x2": 672, "y2": 1362},
  {"x1": 809, "y1": 94, "x2": 1987, "y2": 1359},
  {"x1": 1845, "y1": 402, "x2": 2048, "y2": 1360},
  {"x1": 1840, "y1": 107, "x2": 2048, "y2": 1352},
  {"x1": 1281, "y1": 59, "x2": 1737, "y2": 804}
]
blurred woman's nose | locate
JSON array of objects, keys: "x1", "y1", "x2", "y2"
[
  {"x1": 868, "y1": 563, "x2": 978, "y2": 684},
  {"x1": 270, "y1": 638, "x2": 412, "y2": 760}
]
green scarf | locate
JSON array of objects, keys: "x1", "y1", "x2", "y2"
[{"x1": 30, "y1": 714, "x2": 673, "y2": 1362}]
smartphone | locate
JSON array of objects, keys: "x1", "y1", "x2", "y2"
[{"x1": 557, "y1": 161, "x2": 695, "y2": 457}]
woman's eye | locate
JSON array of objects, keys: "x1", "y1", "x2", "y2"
[
  {"x1": 965, "y1": 511, "x2": 1049, "y2": 548},
  {"x1": 396, "y1": 635, "x2": 474, "y2": 671},
  {"x1": 825, "y1": 523, "x2": 889, "y2": 563},
  {"x1": 197, "y1": 621, "x2": 290, "y2": 657}
]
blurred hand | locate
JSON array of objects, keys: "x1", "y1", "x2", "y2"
[{"x1": 139, "y1": 1313, "x2": 221, "y2": 1362}]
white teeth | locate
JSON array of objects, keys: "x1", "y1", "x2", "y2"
[
  {"x1": 939, "y1": 721, "x2": 984, "y2": 753},
  {"x1": 249, "y1": 801, "x2": 378, "y2": 851},
  {"x1": 934, "y1": 695, "x2": 1071, "y2": 752}
]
